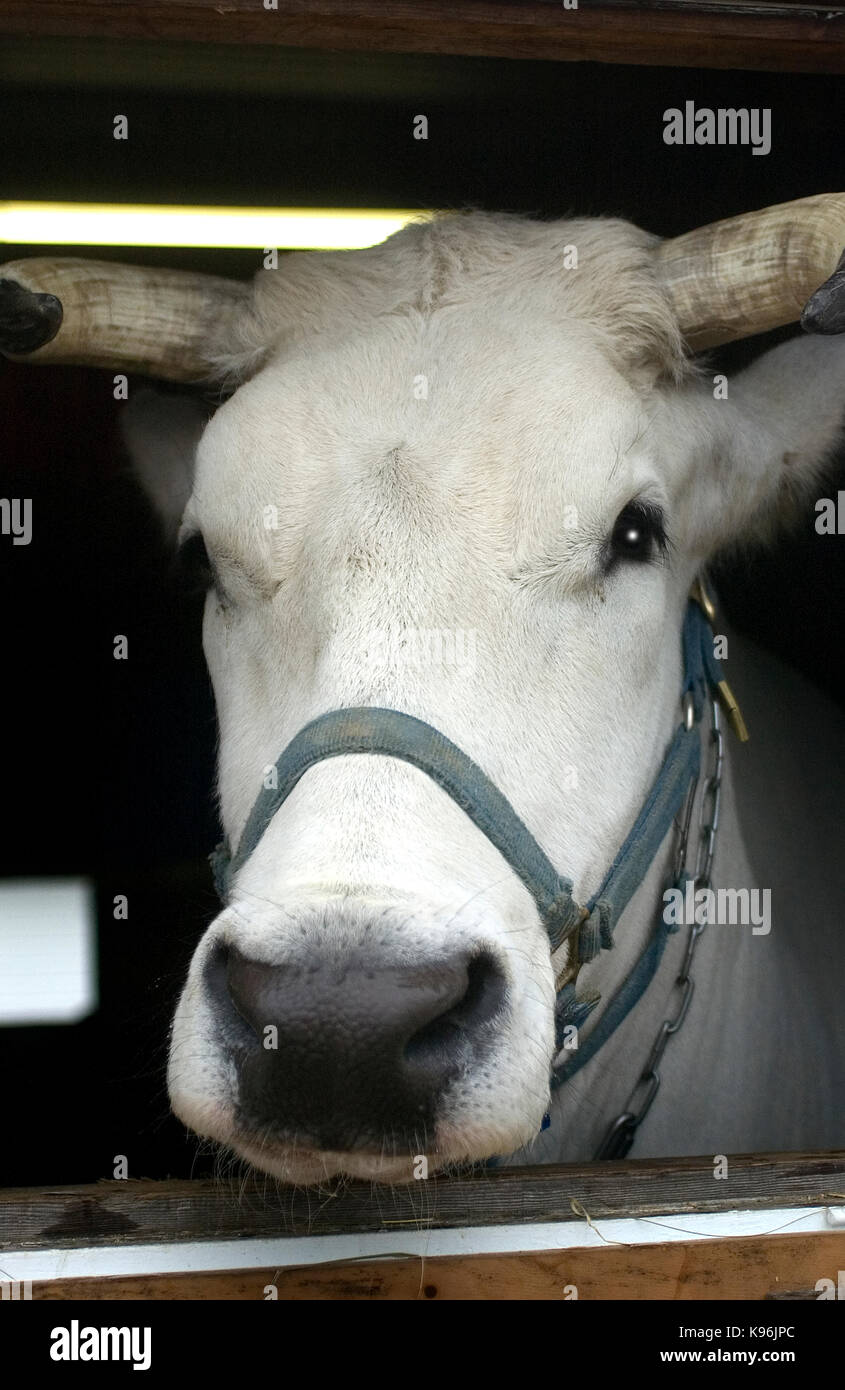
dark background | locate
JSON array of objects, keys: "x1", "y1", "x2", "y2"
[{"x1": 1, "y1": 39, "x2": 843, "y2": 1184}]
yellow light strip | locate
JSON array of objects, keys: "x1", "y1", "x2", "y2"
[{"x1": 0, "y1": 202, "x2": 430, "y2": 250}]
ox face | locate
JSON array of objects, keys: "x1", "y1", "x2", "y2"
[
  {"x1": 167, "y1": 317, "x2": 694, "y2": 1180},
  {"x1": 137, "y1": 221, "x2": 842, "y2": 1183}
]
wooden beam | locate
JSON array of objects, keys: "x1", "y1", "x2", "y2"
[
  {"x1": 3, "y1": 1151, "x2": 843, "y2": 1248},
  {"x1": 0, "y1": 1, "x2": 843, "y2": 74},
  {"x1": 23, "y1": 1231, "x2": 845, "y2": 1299}
]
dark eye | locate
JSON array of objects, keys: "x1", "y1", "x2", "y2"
[
  {"x1": 175, "y1": 532, "x2": 216, "y2": 597},
  {"x1": 608, "y1": 501, "x2": 668, "y2": 567}
]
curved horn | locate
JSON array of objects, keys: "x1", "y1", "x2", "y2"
[
  {"x1": 0, "y1": 258, "x2": 250, "y2": 381},
  {"x1": 657, "y1": 193, "x2": 845, "y2": 349}
]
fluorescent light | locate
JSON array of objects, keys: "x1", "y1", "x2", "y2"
[
  {"x1": 0, "y1": 202, "x2": 429, "y2": 250},
  {"x1": 0, "y1": 878, "x2": 97, "y2": 1025}
]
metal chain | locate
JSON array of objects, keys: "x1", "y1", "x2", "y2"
[{"x1": 593, "y1": 696, "x2": 724, "y2": 1160}]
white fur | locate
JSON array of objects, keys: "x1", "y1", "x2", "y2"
[{"x1": 136, "y1": 214, "x2": 845, "y2": 1181}]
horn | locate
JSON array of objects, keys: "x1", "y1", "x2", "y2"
[
  {"x1": 657, "y1": 194, "x2": 845, "y2": 349},
  {"x1": 0, "y1": 257, "x2": 250, "y2": 381}
]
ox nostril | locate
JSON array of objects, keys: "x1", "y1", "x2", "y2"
[
  {"x1": 203, "y1": 944, "x2": 276, "y2": 1049},
  {"x1": 404, "y1": 952, "x2": 506, "y2": 1071},
  {"x1": 204, "y1": 943, "x2": 232, "y2": 1018},
  {"x1": 220, "y1": 946, "x2": 295, "y2": 1043}
]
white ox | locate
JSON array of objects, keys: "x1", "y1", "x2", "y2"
[{"x1": 2, "y1": 196, "x2": 844, "y2": 1183}]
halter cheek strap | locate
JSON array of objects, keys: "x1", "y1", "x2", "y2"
[{"x1": 210, "y1": 595, "x2": 730, "y2": 1075}]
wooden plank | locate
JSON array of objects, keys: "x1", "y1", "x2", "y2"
[
  {"x1": 0, "y1": 1, "x2": 843, "y2": 74},
  {"x1": 23, "y1": 1231, "x2": 845, "y2": 1299},
  {"x1": 3, "y1": 1151, "x2": 843, "y2": 1249}
]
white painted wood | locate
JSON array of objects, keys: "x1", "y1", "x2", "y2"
[{"x1": 1, "y1": 1204, "x2": 840, "y2": 1283}]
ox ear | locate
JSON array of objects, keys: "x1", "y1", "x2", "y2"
[
  {"x1": 685, "y1": 335, "x2": 845, "y2": 551},
  {"x1": 121, "y1": 388, "x2": 210, "y2": 540}
]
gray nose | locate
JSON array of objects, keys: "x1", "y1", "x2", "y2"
[{"x1": 207, "y1": 945, "x2": 506, "y2": 1151}]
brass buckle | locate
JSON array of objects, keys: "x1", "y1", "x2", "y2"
[
  {"x1": 689, "y1": 576, "x2": 749, "y2": 743},
  {"x1": 690, "y1": 575, "x2": 716, "y2": 624}
]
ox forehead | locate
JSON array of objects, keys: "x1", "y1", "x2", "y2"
[{"x1": 2, "y1": 196, "x2": 844, "y2": 1182}]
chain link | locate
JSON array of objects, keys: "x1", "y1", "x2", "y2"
[{"x1": 593, "y1": 698, "x2": 723, "y2": 1160}]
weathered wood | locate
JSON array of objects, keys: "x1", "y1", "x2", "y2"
[
  {"x1": 23, "y1": 1231, "x2": 845, "y2": 1299},
  {"x1": 2, "y1": 1151, "x2": 843, "y2": 1249},
  {"x1": 0, "y1": 1, "x2": 843, "y2": 74}
]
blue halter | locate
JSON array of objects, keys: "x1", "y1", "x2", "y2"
[{"x1": 210, "y1": 595, "x2": 726, "y2": 1080}]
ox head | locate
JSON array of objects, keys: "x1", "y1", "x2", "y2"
[{"x1": 3, "y1": 197, "x2": 844, "y2": 1181}]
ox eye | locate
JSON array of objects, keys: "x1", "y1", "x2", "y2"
[
  {"x1": 175, "y1": 532, "x2": 217, "y2": 598},
  {"x1": 608, "y1": 501, "x2": 667, "y2": 567}
]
